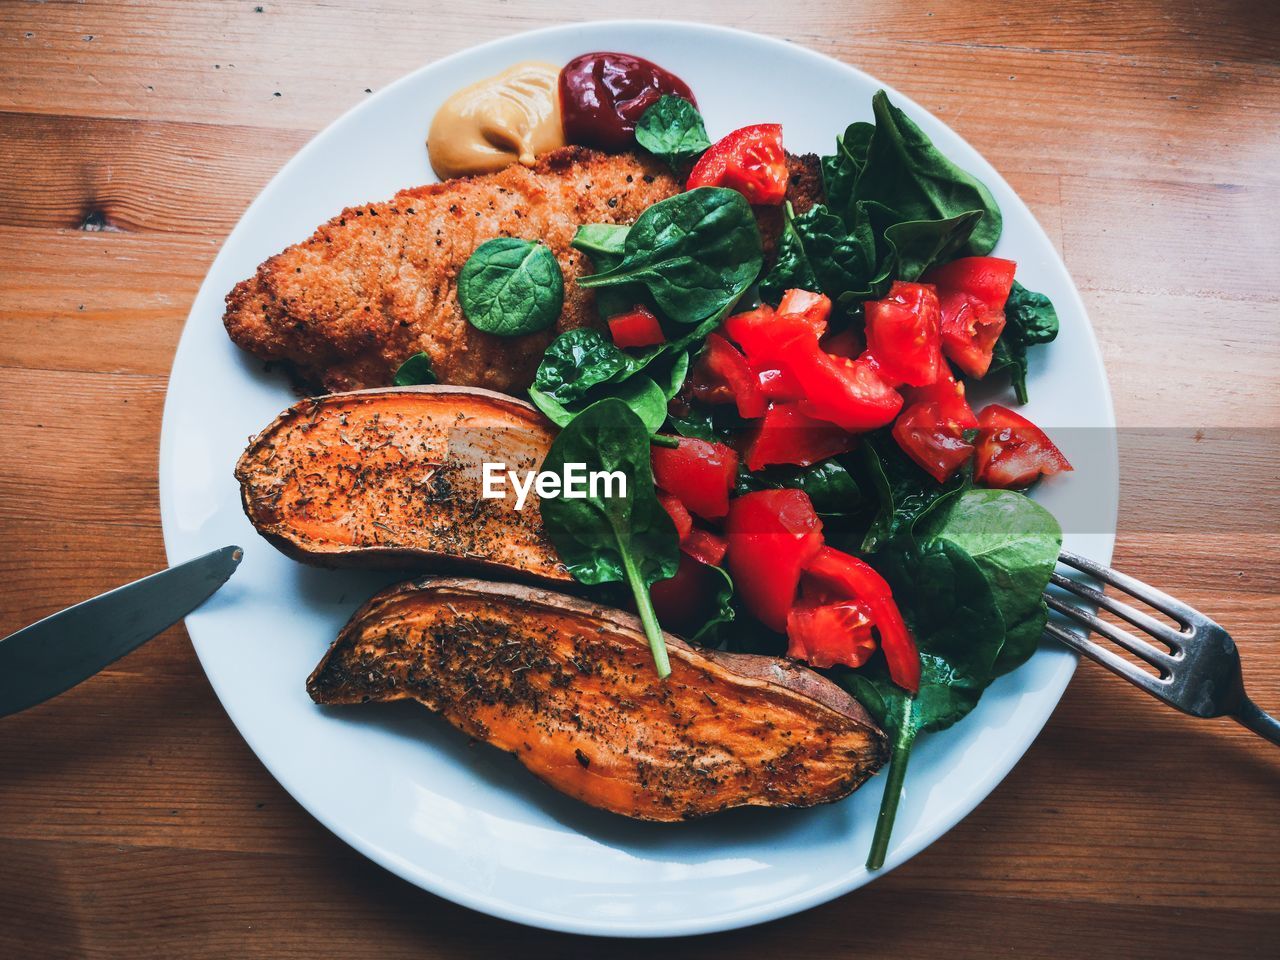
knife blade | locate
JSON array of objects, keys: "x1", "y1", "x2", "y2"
[{"x1": 0, "y1": 545, "x2": 242, "y2": 718}]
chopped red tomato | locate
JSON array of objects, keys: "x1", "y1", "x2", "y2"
[
  {"x1": 657, "y1": 490, "x2": 693, "y2": 542},
  {"x1": 725, "y1": 490, "x2": 824, "y2": 632},
  {"x1": 722, "y1": 304, "x2": 811, "y2": 401},
  {"x1": 687, "y1": 334, "x2": 766, "y2": 418},
  {"x1": 786, "y1": 599, "x2": 878, "y2": 669},
  {"x1": 724, "y1": 299, "x2": 902, "y2": 432},
  {"x1": 821, "y1": 326, "x2": 864, "y2": 360},
  {"x1": 794, "y1": 351, "x2": 903, "y2": 431},
  {"x1": 776, "y1": 288, "x2": 831, "y2": 334},
  {"x1": 687, "y1": 123, "x2": 788, "y2": 205},
  {"x1": 864, "y1": 281, "x2": 943, "y2": 387},
  {"x1": 607, "y1": 305, "x2": 665, "y2": 348},
  {"x1": 924, "y1": 257, "x2": 1016, "y2": 378},
  {"x1": 926, "y1": 257, "x2": 1017, "y2": 313},
  {"x1": 651, "y1": 554, "x2": 721, "y2": 633},
  {"x1": 892, "y1": 372, "x2": 979, "y2": 483},
  {"x1": 755, "y1": 365, "x2": 806, "y2": 401},
  {"x1": 744, "y1": 403, "x2": 856, "y2": 471},
  {"x1": 803, "y1": 547, "x2": 920, "y2": 692},
  {"x1": 682, "y1": 527, "x2": 728, "y2": 567},
  {"x1": 723, "y1": 304, "x2": 803, "y2": 355},
  {"x1": 974, "y1": 404, "x2": 1072, "y2": 489},
  {"x1": 651, "y1": 436, "x2": 738, "y2": 520}
]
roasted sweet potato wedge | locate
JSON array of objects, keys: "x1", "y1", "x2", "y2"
[
  {"x1": 235, "y1": 386, "x2": 568, "y2": 583},
  {"x1": 308, "y1": 577, "x2": 889, "y2": 821}
]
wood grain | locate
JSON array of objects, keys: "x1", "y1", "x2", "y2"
[{"x1": 0, "y1": 1, "x2": 1276, "y2": 957}]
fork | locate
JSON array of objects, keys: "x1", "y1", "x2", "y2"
[{"x1": 1044, "y1": 550, "x2": 1280, "y2": 746}]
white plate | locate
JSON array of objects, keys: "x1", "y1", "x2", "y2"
[{"x1": 160, "y1": 21, "x2": 1118, "y2": 938}]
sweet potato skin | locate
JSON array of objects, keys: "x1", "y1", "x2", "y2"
[
  {"x1": 308, "y1": 577, "x2": 888, "y2": 821},
  {"x1": 234, "y1": 386, "x2": 569, "y2": 583}
]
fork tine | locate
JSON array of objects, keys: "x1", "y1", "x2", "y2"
[
  {"x1": 1044, "y1": 595, "x2": 1175, "y2": 671},
  {"x1": 1057, "y1": 550, "x2": 1201, "y2": 626},
  {"x1": 1048, "y1": 571, "x2": 1185, "y2": 647},
  {"x1": 1043, "y1": 621, "x2": 1170, "y2": 698}
]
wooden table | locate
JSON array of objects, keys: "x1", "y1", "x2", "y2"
[{"x1": 1, "y1": 2, "x2": 1276, "y2": 956}]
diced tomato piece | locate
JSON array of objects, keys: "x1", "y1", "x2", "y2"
[
  {"x1": 821, "y1": 326, "x2": 864, "y2": 360},
  {"x1": 651, "y1": 436, "x2": 738, "y2": 520},
  {"x1": 682, "y1": 527, "x2": 728, "y2": 567},
  {"x1": 725, "y1": 490, "x2": 824, "y2": 632},
  {"x1": 657, "y1": 490, "x2": 693, "y2": 543},
  {"x1": 755, "y1": 365, "x2": 806, "y2": 401},
  {"x1": 903, "y1": 371, "x2": 980, "y2": 425},
  {"x1": 723, "y1": 305, "x2": 810, "y2": 400},
  {"x1": 925, "y1": 257, "x2": 1017, "y2": 314},
  {"x1": 924, "y1": 257, "x2": 1016, "y2": 379},
  {"x1": 938, "y1": 294, "x2": 1006, "y2": 378},
  {"x1": 892, "y1": 372, "x2": 980, "y2": 483},
  {"x1": 607, "y1": 305, "x2": 665, "y2": 348},
  {"x1": 864, "y1": 281, "x2": 944, "y2": 387},
  {"x1": 651, "y1": 554, "x2": 721, "y2": 634},
  {"x1": 744, "y1": 403, "x2": 856, "y2": 471},
  {"x1": 687, "y1": 124, "x2": 788, "y2": 205},
  {"x1": 803, "y1": 547, "x2": 920, "y2": 692},
  {"x1": 786, "y1": 599, "x2": 878, "y2": 669},
  {"x1": 974, "y1": 404, "x2": 1073, "y2": 489},
  {"x1": 793, "y1": 351, "x2": 903, "y2": 431},
  {"x1": 725, "y1": 303, "x2": 902, "y2": 432},
  {"x1": 893, "y1": 404, "x2": 973, "y2": 483},
  {"x1": 724, "y1": 305, "x2": 805, "y2": 356},
  {"x1": 776, "y1": 289, "x2": 831, "y2": 335},
  {"x1": 688, "y1": 334, "x2": 766, "y2": 418}
]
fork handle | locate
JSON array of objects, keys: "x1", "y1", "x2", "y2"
[{"x1": 1232, "y1": 698, "x2": 1280, "y2": 746}]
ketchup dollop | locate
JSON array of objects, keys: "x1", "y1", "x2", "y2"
[{"x1": 559, "y1": 52, "x2": 696, "y2": 152}]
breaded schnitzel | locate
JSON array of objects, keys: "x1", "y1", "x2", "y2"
[{"x1": 224, "y1": 146, "x2": 822, "y2": 394}]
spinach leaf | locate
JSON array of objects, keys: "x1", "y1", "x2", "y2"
[
  {"x1": 530, "y1": 328, "x2": 635, "y2": 405},
  {"x1": 539, "y1": 399, "x2": 681, "y2": 677},
  {"x1": 572, "y1": 223, "x2": 630, "y2": 259},
  {"x1": 855, "y1": 434, "x2": 969, "y2": 552},
  {"x1": 919, "y1": 488, "x2": 1062, "y2": 673},
  {"x1": 578, "y1": 187, "x2": 763, "y2": 327},
  {"x1": 759, "y1": 201, "x2": 887, "y2": 306},
  {"x1": 458, "y1": 237, "x2": 564, "y2": 336},
  {"x1": 530, "y1": 342, "x2": 687, "y2": 434},
  {"x1": 1006, "y1": 281, "x2": 1060, "y2": 344},
  {"x1": 853, "y1": 91, "x2": 1002, "y2": 257},
  {"x1": 839, "y1": 536, "x2": 1006, "y2": 869},
  {"x1": 821, "y1": 121, "x2": 875, "y2": 222},
  {"x1": 876, "y1": 206, "x2": 984, "y2": 281},
  {"x1": 987, "y1": 281, "x2": 1060, "y2": 404},
  {"x1": 572, "y1": 224, "x2": 644, "y2": 319},
  {"x1": 689, "y1": 563, "x2": 736, "y2": 646},
  {"x1": 667, "y1": 401, "x2": 747, "y2": 445},
  {"x1": 635, "y1": 95, "x2": 711, "y2": 167},
  {"x1": 604, "y1": 352, "x2": 688, "y2": 435},
  {"x1": 737, "y1": 458, "x2": 864, "y2": 516},
  {"x1": 391, "y1": 351, "x2": 436, "y2": 386}
]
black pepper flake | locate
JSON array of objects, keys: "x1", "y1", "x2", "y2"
[{"x1": 575, "y1": 749, "x2": 591, "y2": 769}]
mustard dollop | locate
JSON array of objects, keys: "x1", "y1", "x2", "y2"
[{"x1": 427, "y1": 61, "x2": 566, "y2": 180}]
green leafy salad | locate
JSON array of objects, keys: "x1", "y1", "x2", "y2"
[{"x1": 449, "y1": 88, "x2": 1076, "y2": 867}]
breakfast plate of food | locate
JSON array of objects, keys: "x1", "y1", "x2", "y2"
[{"x1": 159, "y1": 20, "x2": 1118, "y2": 937}]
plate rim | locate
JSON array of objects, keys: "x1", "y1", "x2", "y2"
[{"x1": 159, "y1": 18, "x2": 1118, "y2": 938}]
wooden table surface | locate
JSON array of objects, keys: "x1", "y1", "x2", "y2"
[{"x1": 1, "y1": 1, "x2": 1277, "y2": 956}]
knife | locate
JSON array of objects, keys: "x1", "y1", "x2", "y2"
[{"x1": 0, "y1": 545, "x2": 242, "y2": 718}]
